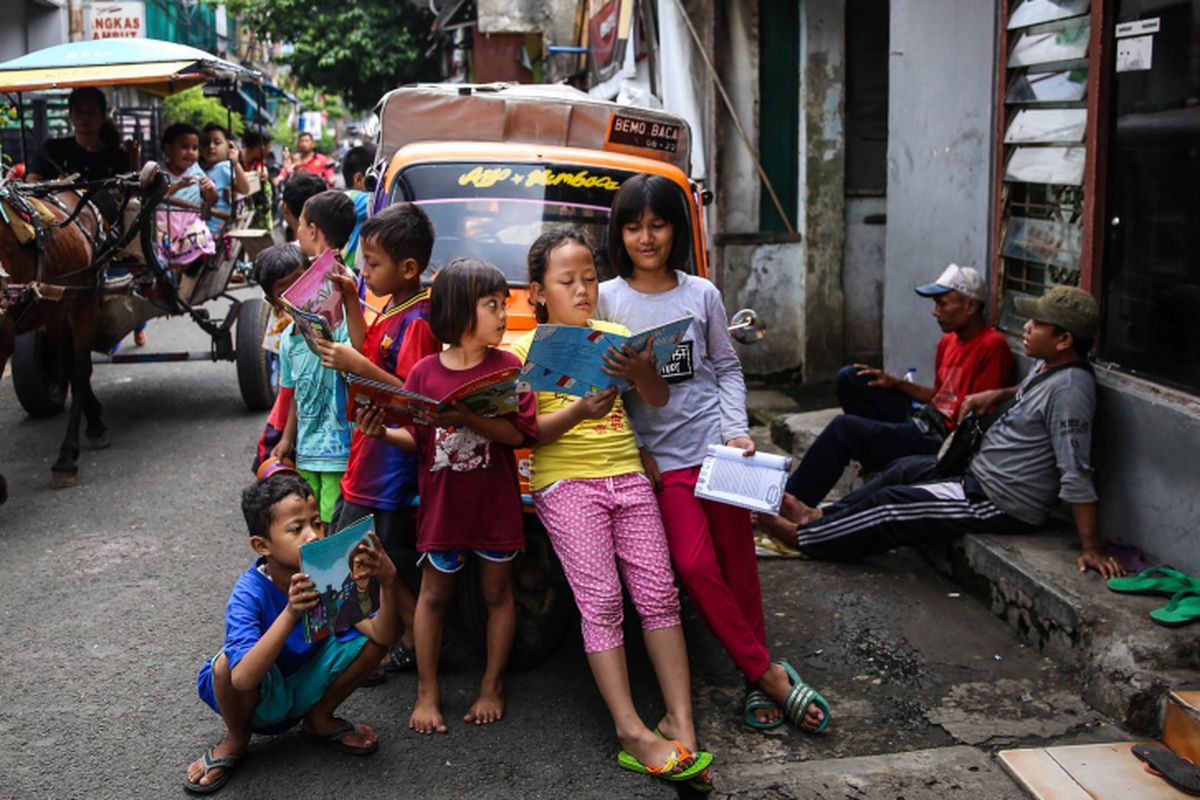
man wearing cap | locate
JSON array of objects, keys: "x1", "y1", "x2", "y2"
[
  {"x1": 761, "y1": 264, "x2": 1013, "y2": 532},
  {"x1": 759, "y1": 285, "x2": 1121, "y2": 579}
]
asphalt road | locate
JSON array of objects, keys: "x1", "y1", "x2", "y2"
[{"x1": 0, "y1": 295, "x2": 1122, "y2": 799}]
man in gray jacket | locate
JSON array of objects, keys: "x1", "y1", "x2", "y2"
[{"x1": 762, "y1": 285, "x2": 1123, "y2": 579}]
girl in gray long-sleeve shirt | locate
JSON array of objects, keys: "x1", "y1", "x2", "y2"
[{"x1": 597, "y1": 174, "x2": 830, "y2": 736}]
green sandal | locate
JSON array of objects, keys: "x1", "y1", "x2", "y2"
[
  {"x1": 617, "y1": 740, "x2": 713, "y2": 782},
  {"x1": 654, "y1": 728, "x2": 714, "y2": 793},
  {"x1": 780, "y1": 660, "x2": 831, "y2": 733},
  {"x1": 1108, "y1": 566, "x2": 1197, "y2": 597},
  {"x1": 1150, "y1": 589, "x2": 1200, "y2": 628}
]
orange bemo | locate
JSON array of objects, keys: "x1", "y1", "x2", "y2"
[{"x1": 361, "y1": 83, "x2": 712, "y2": 667}]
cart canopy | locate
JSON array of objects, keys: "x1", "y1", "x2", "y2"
[
  {"x1": 0, "y1": 38, "x2": 261, "y2": 95},
  {"x1": 373, "y1": 83, "x2": 693, "y2": 176}
]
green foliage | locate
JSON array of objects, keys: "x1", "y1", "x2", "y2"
[
  {"x1": 222, "y1": 0, "x2": 442, "y2": 111},
  {"x1": 161, "y1": 87, "x2": 245, "y2": 135},
  {"x1": 270, "y1": 116, "x2": 296, "y2": 151}
]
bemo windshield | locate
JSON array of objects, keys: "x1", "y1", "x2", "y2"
[{"x1": 389, "y1": 161, "x2": 694, "y2": 285}]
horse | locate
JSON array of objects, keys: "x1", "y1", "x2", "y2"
[{"x1": 0, "y1": 164, "x2": 164, "y2": 498}]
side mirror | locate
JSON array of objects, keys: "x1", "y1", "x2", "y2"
[{"x1": 728, "y1": 308, "x2": 767, "y2": 345}]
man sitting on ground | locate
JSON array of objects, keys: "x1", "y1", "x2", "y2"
[
  {"x1": 760, "y1": 264, "x2": 1013, "y2": 539},
  {"x1": 758, "y1": 285, "x2": 1123, "y2": 579}
]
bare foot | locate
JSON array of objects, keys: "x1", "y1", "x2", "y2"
[
  {"x1": 782, "y1": 494, "x2": 823, "y2": 526},
  {"x1": 409, "y1": 692, "x2": 448, "y2": 734},
  {"x1": 184, "y1": 736, "x2": 247, "y2": 790},
  {"x1": 754, "y1": 510, "x2": 802, "y2": 547},
  {"x1": 759, "y1": 663, "x2": 826, "y2": 731},
  {"x1": 655, "y1": 712, "x2": 698, "y2": 753},
  {"x1": 464, "y1": 679, "x2": 505, "y2": 725},
  {"x1": 619, "y1": 728, "x2": 682, "y2": 771}
]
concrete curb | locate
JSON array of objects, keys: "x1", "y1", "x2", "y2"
[{"x1": 924, "y1": 531, "x2": 1200, "y2": 736}]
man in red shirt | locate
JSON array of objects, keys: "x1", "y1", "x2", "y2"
[
  {"x1": 289, "y1": 132, "x2": 335, "y2": 186},
  {"x1": 770, "y1": 264, "x2": 1014, "y2": 511}
]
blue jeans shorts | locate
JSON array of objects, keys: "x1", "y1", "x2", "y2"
[{"x1": 417, "y1": 549, "x2": 520, "y2": 573}]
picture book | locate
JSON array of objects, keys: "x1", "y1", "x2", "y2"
[
  {"x1": 346, "y1": 366, "x2": 522, "y2": 426},
  {"x1": 518, "y1": 316, "x2": 693, "y2": 397},
  {"x1": 279, "y1": 249, "x2": 344, "y2": 354},
  {"x1": 693, "y1": 444, "x2": 792, "y2": 514},
  {"x1": 300, "y1": 514, "x2": 378, "y2": 643}
]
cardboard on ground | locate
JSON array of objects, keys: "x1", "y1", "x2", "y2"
[{"x1": 1000, "y1": 742, "x2": 1191, "y2": 799}]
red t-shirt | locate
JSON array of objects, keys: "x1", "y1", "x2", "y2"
[
  {"x1": 931, "y1": 327, "x2": 1015, "y2": 429},
  {"x1": 340, "y1": 290, "x2": 441, "y2": 509},
  {"x1": 293, "y1": 152, "x2": 335, "y2": 184},
  {"x1": 404, "y1": 348, "x2": 538, "y2": 553}
]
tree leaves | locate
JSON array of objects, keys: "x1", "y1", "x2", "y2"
[{"x1": 223, "y1": 0, "x2": 442, "y2": 111}]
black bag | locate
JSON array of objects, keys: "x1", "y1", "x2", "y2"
[
  {"x1": 934, "y1": 409, "x2": 998, "y2": 476},
  {"x1": 934, "y1": 360, "x2": 1093, "y2": 477},
  {"x1": 911, "y1": 402, "x2": 950, "y2": 441}
]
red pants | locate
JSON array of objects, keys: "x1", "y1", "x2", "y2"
[{"x1": 657, "y1": 465, "x2": 771, "y2": 683}]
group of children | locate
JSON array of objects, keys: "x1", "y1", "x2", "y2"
[{"x1": 185, "y1": 172, "x2": 830, "y2": 795}]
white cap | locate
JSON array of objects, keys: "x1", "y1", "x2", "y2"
[{"x1": 915, "y1": 263, "x2": 987, "y2": 302}]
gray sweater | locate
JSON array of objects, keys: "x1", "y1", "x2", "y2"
[
  {"x1": 970, "y1": 361, "x2": 1097, "y2": 525},
  {"x1": 598, "y1": 272, "x2": 750, "y2": 472}
]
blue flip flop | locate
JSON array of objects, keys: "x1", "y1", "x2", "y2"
[{"x1": 779, "y1": 660, "x2": 831, "y2": 733}]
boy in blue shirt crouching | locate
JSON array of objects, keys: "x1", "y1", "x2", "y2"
[{"x1": 184, "y1": 470, "x2": 399, "y2": 794}]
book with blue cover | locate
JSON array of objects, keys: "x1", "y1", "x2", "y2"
[
  {"x1": 299, "y1": 515, "x2": 377, "y2": 643},
  {"x1": 518, "y1": 316, "x2": 693, "y2": 397}
]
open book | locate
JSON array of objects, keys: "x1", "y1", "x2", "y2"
[
  {"x1": 518, "y1": 316, "x2": 693, "y2": 397},
  {"x1": 279, "y1": 249, "x2": 344, "y2": 355},
  {"x1": 346, "y1": 366, "x2": 521, "y2": 426},
  {"x1": 299, "y1": 515, "x2": 378, "y2": 643},
  {"x1": 694, "y1": 444, "x2": 792, "y2": 514}
]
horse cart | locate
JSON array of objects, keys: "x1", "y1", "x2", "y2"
[{"x1": 0, "y1": 39, "x2": 278, "y2": 500}]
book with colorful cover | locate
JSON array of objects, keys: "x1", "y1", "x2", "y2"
[
  {"x1": 279, "y1": 249, "x2": 343, "y2": 355},
  {"x1": 300, "y1": 514, "x2": 377, "y2": 643},
  {"x1": 518, "y1": 316, "x2": 693, "y2": 397},
  {"x1": 345, "y1": 366, "x2": 522, "y2": 426}
]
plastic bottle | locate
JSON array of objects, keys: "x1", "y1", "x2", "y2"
[{"x1": 904, "y1": 367, "x2": 921, "y2": 409}]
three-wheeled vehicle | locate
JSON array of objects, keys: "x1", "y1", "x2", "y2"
[
  {"x1": 0, "y1": 39, "x2": 280, "y2": 490},
  {"x1": 367, "y1": 83, "x2": 759, "y2": 666}
]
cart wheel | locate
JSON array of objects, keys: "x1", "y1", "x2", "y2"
[
  {"x1": 235, "y1": 297, "x2": 278, "y2": 411},
  {"x1": 455, "y1": 515, "x2": 575, "y2": 670},
  {"x1": 11, "y1": 331, "x2": 69, "y2": 418}
]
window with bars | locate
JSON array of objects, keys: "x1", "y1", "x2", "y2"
[{"x1": 995, "y1": 1, "x2": 1094, "y2": 332}]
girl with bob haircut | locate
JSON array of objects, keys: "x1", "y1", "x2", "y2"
[{"x1": 355, "y1": 257, "x2": 538, "y2": 736}]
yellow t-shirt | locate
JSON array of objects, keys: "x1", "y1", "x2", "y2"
[{"x1": 511, "y1": 320, "x2": 644, "y2": 491}]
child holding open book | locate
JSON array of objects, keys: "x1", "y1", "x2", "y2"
[
  {"x1": 315, "y1": 202, "x2": 441, "y2": 677},
  {"x1": 355, "y1": 258, "x2": 536, "y2": 735},
  {"x1": 510, "y1": 228, "x2": 713, "y2": 789},
  {"x1": 596, "y1": 173, "x2": 830, "y2": 735},
  {"x1": 268, "y1": 191, "x2": 359, "y2": 522}
]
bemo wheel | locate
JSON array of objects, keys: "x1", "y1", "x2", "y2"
[
  {"x1": 12, "y1": 331, "x2": 69, "y2": 417},
  {"x1": 455, "y1": 514, "x2": 575, "y2": 670},
  {"x1": 235, "y1": 297, "x2": 278, "y2": 411}
]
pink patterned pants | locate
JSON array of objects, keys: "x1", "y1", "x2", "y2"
[{"x1": 533, "y1": 472, "x2": 682, "y2": 653}]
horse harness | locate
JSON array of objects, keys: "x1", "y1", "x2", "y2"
[{"x1": 0, "y1": 177, "x2": 132, "y2": 324}]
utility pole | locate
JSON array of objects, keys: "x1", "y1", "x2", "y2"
[{"x1": 68, "y1": 0, "x2": 85, "y2": 41}]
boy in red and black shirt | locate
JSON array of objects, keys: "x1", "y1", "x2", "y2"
[{"x1": 317, "y1": 203, "x2": 441, "y2": 672}]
